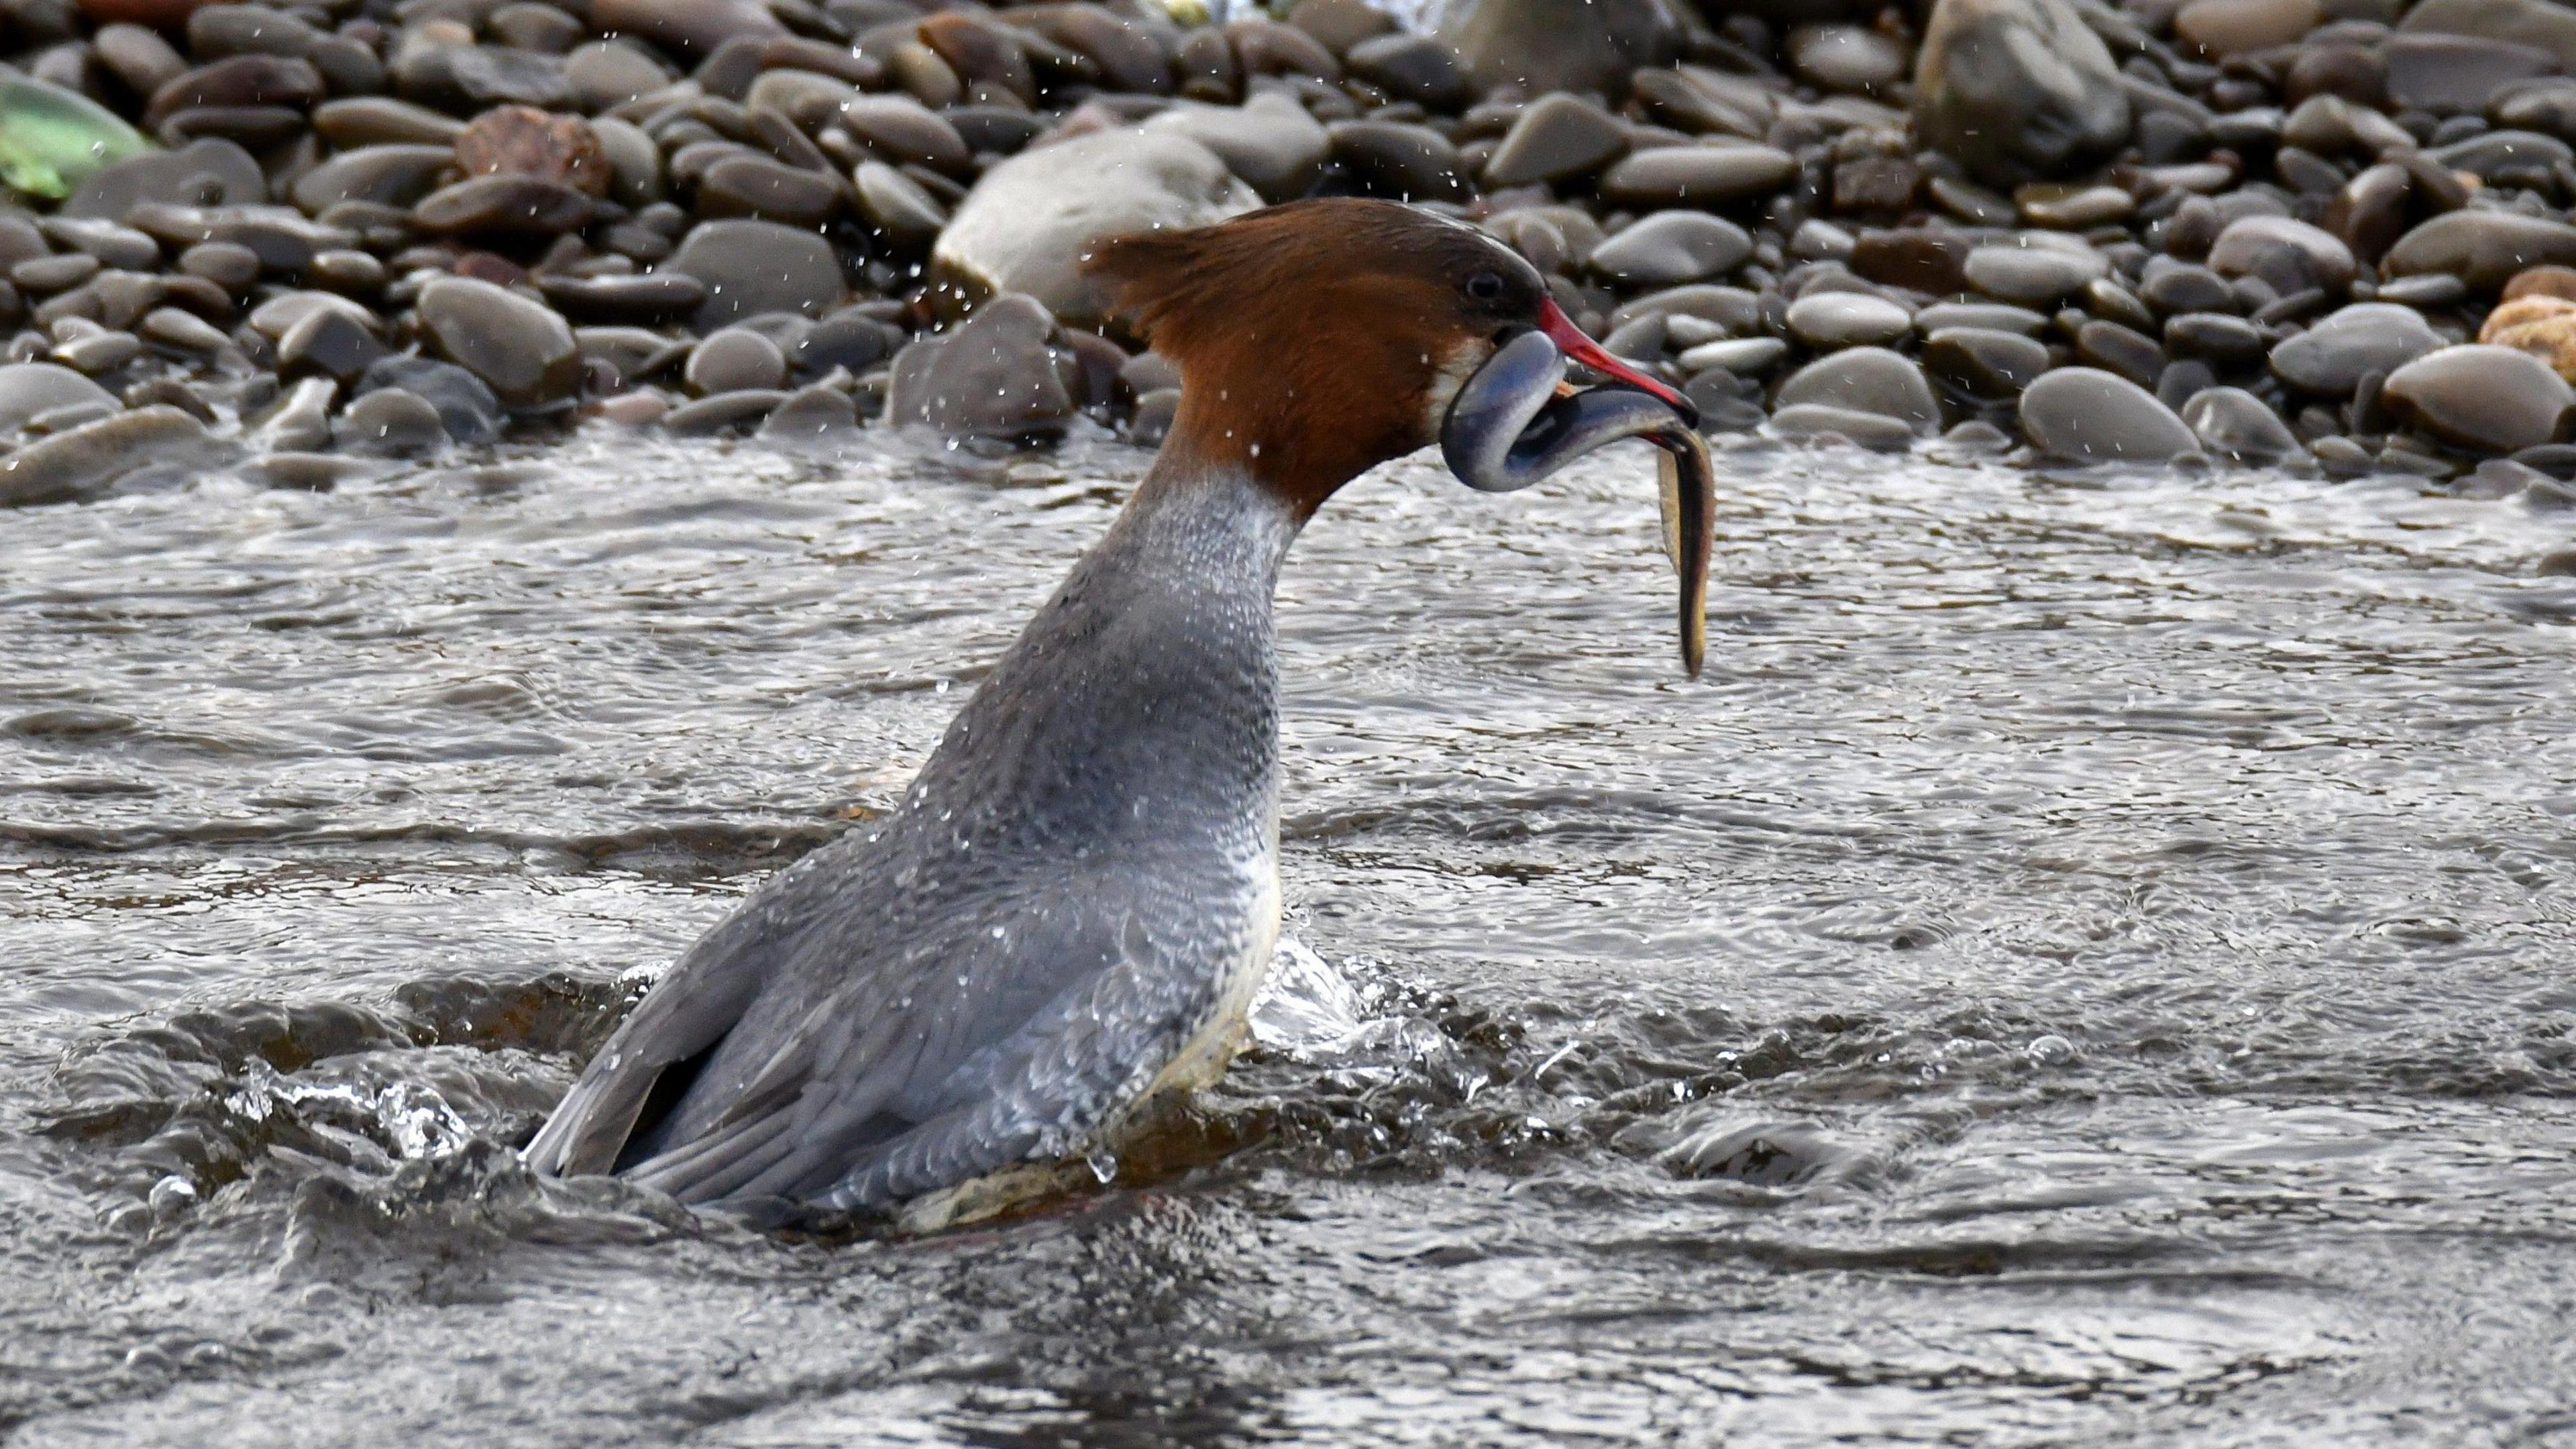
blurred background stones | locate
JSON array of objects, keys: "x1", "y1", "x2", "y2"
[{"x1": 0, "y1": 0, "x2": 2569, "y2": 504}]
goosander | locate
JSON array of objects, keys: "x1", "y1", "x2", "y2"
[{"x1": 525, "y1": 198, "x2": 1711, "y2": 1230}]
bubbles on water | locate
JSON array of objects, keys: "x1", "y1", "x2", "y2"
[{"x1": 2027, "y1": 1034, "x2": 2078, "y2": 1065}]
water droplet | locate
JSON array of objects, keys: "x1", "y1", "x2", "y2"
[{"x1": 1085, "y1": 1146, "x2": 1118, "y2": 1184}]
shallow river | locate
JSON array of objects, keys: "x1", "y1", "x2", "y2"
[{"x1": 3, "y1": 427, "x2": 2573, "y2": 1446}]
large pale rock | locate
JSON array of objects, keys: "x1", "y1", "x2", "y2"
[
  {"x1": 931, "y1": 128, "x2": 1256, "y2": 328},
  {"x1": 1913, "y1": 0, "x2": 2131, "y2": 188},
  {"x1": 2381, "y1": 344, "x2": 2573, "y2": 453},
  {"x1": 2019, "y1": 368, "x2": 2198, "y2": 460},
  {"x1": 413, "y1": 276, "x2": 581, "y2": 409}
]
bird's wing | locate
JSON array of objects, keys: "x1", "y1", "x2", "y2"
[{"x1": 621, "y1": 863, "x2": 1244, "y2": 1212}]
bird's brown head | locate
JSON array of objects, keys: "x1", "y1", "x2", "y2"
[{"x1": 1082, "y1": 198, "x2": 1690, "y2": 519}]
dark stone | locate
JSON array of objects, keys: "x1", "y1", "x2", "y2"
[
  {"x1": 1326, "y1": 120, "x2": 1472, "y2": 203},
  {"x1": 2164, "y1": 311, "x2": 2268, "y2": 364},
  {"x1": 1913, "y1": 0, "x2": 2129, "y2": 188},
  {"x1": 1481, "y1": 92, "x2": 1628, "y2": 188},
  {"x1": 2020, "y1": 367, "x2": 2200, "y2": 460},
  {"x1": 412, "y1": 176, "x2": 598, "y2": 237},
  {"x1": 1921, "y1": 325, "x2": 2050, "y2": 398},
  {"x1": 355, "y1": 355, "x2": 504, "y2": 443},
  {"x1": 2385, "y1": 32, "x2": 2556, "y2": 114},
  {"x1": 537, "y1": 272, "x2": 708, "y2": 323},
  {"x1": 2076, "y1": 319, "x2": 2167, "y2": 387},
  {"x1": 413, "y1": 276, "x2": 582, "y2": 409},
  {"x1": 885, "y1": 291, "x2": 1073, "y2": 439},
  {"x1": 661, "y1": 218, "x2": 847, "y2": 327},
  {"x1": 696, "y1": 154, "x2": 843, "y2": 226}
]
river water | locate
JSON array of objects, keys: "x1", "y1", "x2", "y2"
[{"x1": 2, "y1": 427, "x2": 2572, "y2": 1446}]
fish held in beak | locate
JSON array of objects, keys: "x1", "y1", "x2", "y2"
[{"x1": 1438, "y1": 324, "x2": 1712, "y2": 679}]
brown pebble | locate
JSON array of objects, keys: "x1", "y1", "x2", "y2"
[
  {"x1": 456, "y1": 105, "x2": 611, "y2": 198},
  {"x1": 2503, "y1": 266, "x2": 2576, "y2": 305}
]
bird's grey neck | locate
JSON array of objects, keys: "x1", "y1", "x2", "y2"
[{"x1": 898, "y1": 462, "x2": 1297, "y2": 853}]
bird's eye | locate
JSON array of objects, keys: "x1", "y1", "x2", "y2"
[{"x1": 1465, "y1": 270, "x2": 1505, "y2": 302}]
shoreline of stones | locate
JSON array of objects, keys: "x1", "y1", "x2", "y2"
[{"x1": 7, "y1": 0, "x2": 2576, "y2": 527}]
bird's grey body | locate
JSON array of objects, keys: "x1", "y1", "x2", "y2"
[{"x1": 523, "y1": 462, "x2": 1296, "y2": 1226}]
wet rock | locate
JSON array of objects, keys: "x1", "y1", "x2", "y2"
[
  {"x1": 1770, "y1": 403, "x2": 1919, "y2": 451},
  {"x1": 141, "y1": 306, "x2": 229, "y2": 352},
  {"x1": 312, "y1": 98, "x2": 467, "y2": 149},
  {"x1": 413, "y1": 176, "x2": 598, "y2": 238},
  {"x1": 455, "y1": 105, "x2": 608, "y2": 198},
  {"x1": 254, "y1": 375, "x2": 335, "y2": 450},
  {"x1": 1913, "y1": 0, "x2": 2129, "y2": 189},
  {"x1": 536, "y1": 272, "x2": 707, "y2": 324},
  {"x1": 2208, "y1": 215, "x2": 2357, "y2": 300},
  {"x1": 1345, "y1": 33, "x2": 1469, "y2": 111},
  {"x1": 335, "y1": 387, "x2": 447, "y2": 456},
  {"x1": 1326, "y1": 121, "x2": 1472, "y2": 203},
  {"x1": 1850, "y1": 229, "x2": 1972, "y2": 294},
  {"x1": 839, "y1": 96, "x2": 972, "y2": 176},
  {"x1": 1787, "y1": 24, "x2": 1908, "y2": 95},
  {"x1": 275, "y1": 302, "x2": 382, "y2": 383},
  {"x1": 757, "y1": 382, "x2": 859, "y2": 440},
  {"x1": 145, "y1": 56, "x2": 320, "y2": 131},
  {"x1": 2505, "y1": 266, "x2": 2576, "y2": 304},
  {"x1": 413, "y1": 276, "x2": 581, "y2": 409},
  {"x1": 2397, "y1": 0, "x2": 2576, "y2": 78},
  {"x1": 290, "y1": 145, "x2": 455, "y2": 215},
  {"x1": 1785, "y1": 292, "x2": 1911, "y2": 350},
  {"x1": 1921, "y1": 326, "x2": 2049, "y2": 398},
  {"x1": 14, "y1": 254, "x2": 98, "y2": 294},
  {"x1": 933, "y1": 128, "x2": 1254, "y2": 327},
  {"x1": 661, "y1": 217, "x2": 847, "y2": 328},
  {"x1": 1588, "y1": 212, "x2": 1751, "y2": 287},
  {"x1": 2270, "y1": 301, "x2": 2442, "y2": 394},
  {"x1": 851, "y1": 162, "x2": 945, "y2": 250},
  {"x1": 2076, "y1": 319, "x2": 2167, "y2": 388},
  {"x1": 1146, "y1": 94, "x2": 1330, "y2": 203},
  {"x1": 2020, "y1": 368, "x2": 2200, "y2": 461},
  {"x1": 792, "y1": 311, "x2": 899, "y2": 375},
  {"x1": 566, "y1": 40, "x2": 672, "y2": 111},
  {"x1": 1963, "y1": 242, "x2": 2107, "y2": 306},
  {"x1": 2140, "y1": 258, "x2": 2239, "y2": 316},
  {"x1": 2174, "y1": 0, "x2": 2320, "y2": 58},
  {"x1": 1596, "y1": 145, "x2": 1799, "y2": 209},
  {"x1": 2017, "y1": 183, "x2": 2132, "y2": 231},
  {"x1": 94, "y1": 24, "x2": 186, "y2": 98},
  {"x1": 0, "y1": 362, "x2": 115, "y2": 431},
  {"x1": 1482, "y1": 93, "x2": 1629, "y2": 189},
  {"x1": 2182, "y1": 386, "x2": 2301, "y2": 464},
  {"x1": 247, "y1": 288, "x2": 375, "y2": 343},
  {"x1": 2165, "y1": 313, "x2": 2267, "y2": 366},
  {"x1": 1678, "y1": 337, "x2": 1788, "y2": 374},
  {"x1": 685, "y1": 327, "x2": 786, "y2": 394},
  {"x1": 0, "y1": 406, "x2": 224, "y2": 506},
  {"x1": 590, "y1": 0, "x2": 787, "y2": 57},
  {"x1": 665, "y1": 389, "x2": 784, "y2": 432},
  {"x1": 885, "y1": 292, "x2": 1072, "y2": 439},
  {"x1": 2381, "y1": 344, "x2": 2573, "y2": 453},
  {"x1": 1440, "y1": 0, "x2": 1677, "y2": 97},
  {"x1": 356, "y1": 356, "x2": 503, "y2": 443},
  {"x1": 2382, "y1": 212, "x2": 2576, "y2": 294},
  {"x1": 1772, "y1": 346, "x2": 1940, "y2": 433},
  {"x1": 63, "y1": 138, "x2": 264, "y2": 220},
  {"x1": 696, "y1": 155, "x2": 842, "y2": 226}
]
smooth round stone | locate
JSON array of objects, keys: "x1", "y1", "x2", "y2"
[
  {"x1": 1772, "y1": 346, "x2": 1941, "y2": 433},
  {"x1": 2269, "y1": 302, "x2": 2441, "y2": 394},
  {"x1": 143, "y1": 56, "x2": 323, "y2": 131},
  {"x1": 665, "y1": 388, "x2": 787, "y2": 433},
  {"x1": 2164, "y1": 311, "x2": 2267, "y2": 364},
  {"x1": 2175, "y1": 0, "x2": 2322, "y2": 57},
  {"x1": 140, "y1": 306, "x2": 229, "y2": 351},
  {"x1": 246, "y1": 288, "x2": 376, "y2": 343},
  {"x1": 661, "y1": 218, "x2": 847, "y2": 328},
  {"x1": 757, "y1": 382, "x2": 861, "y2": 441},
  {"x1": 2016, "y1": 182, "x2": 2133, "y2": 230},
  {"x1": 536, "y1": 272, "x2": 706, "y2": 323},
  {"x1": 1677, "y1": 336, "x2": 1788, "y2": 374},
  {"x1": 2182, "y1": 385, "x2": 2302, "y2": 462},
  {"x1": 1770, "y1": 402, "x2": 1919, "y2": 451},
  {"x1": 413, "y1": 276, "x2": 581, "y2": 409},
  {"x1": 62, "y1": 138, "x2": 266, "y2": 221},
  {"x1": 885, "y1": 292, "x2": 1072, "y2": 439},
  {"x1": 686, "y1": 327, "x2": 787, "y2": 394},
  {"x1": 2075, "y1": 320, "x2": 2167, "y2": 388},
  {"x1": 2139, "y1": 259, "x2": 2238, "y2": 315},
  {"x1": 2019, "y1": 368, "x2": 2200, "y2": 461},
  {"x1": 335, "y1": 386, "x2": 448, "y2": 456},
  {"x1": 696, "y1": 155, "x2": 841, "y2": 226},
  {"x1": 44, "y1": 218, "x2": 159, "y2": 271},
  {"x1": 358, "y1": 356, "x2": 504, "y2": 443},
  {"x1": 1481, "y1": 92, "x2": 1629, "y2": 187},
  {"x1": 594, "y1": 389, "x2": 669, "y2": 426},
  {"x1": 1787, "y1": 23, "x2": 1908, "y2": 94},
  {"x1": 94, "y1": 23, "x2": 186, "y2": 97},
  {"x1": 1921, "y1": 326, "x2": 2051, "y2": 398},
  {"x1": 2386, "y1": 29, "x2": 2559, "y2": 114},
  {"x1": 411, "y1": 175, "x2": 596, "y2": 237},
  {"x1": 2206, "y1": 215, "x2": 2355, "y2": 295},
  {"x1": 566, "y1": 40, "x2": 671, "y2": 110},
  {"x1": 0, "y1": 405, "x2": 220, "y2": 506},
  {"x1": 276, "y1": 305, "x2": 382, "y2": 381},
  {"x1": 2383, "y1": 211, "x2": 2576, "y2": 293},
  {"x1": 852, "y1": 162, "x2": 945, "y2": 250},
  {"x1": 1849, "y1": 228, "x2": 1970, "y2": 293},
  {"x1": 1589, "y1": 212, "x2": 1752, "y2": 286},
  {"x1": 793, "y1": 313, "x2": 898, "y2": 375},
  {"x1": 1597, "y1": 144, "x2": 1798, "y2": 208},
  {"x1": 2381, "y1": 345, "x2": 2574, "y2": 453},
  {"x1": 1326, "y1": 121, "x2": 1472, "y2": 203},
  {"x1": 840, "y1": 95, "x2": 973, "y2": 176},
  {"x1": 1784, "y1": 291, "x2": 1912, "y2": 350},
  {"x1": 0, "y1": 361, "x2": 114, "y2": 430},
  {"x1": 1915, "y1": 301, "x2": 2048, "y2": 336},
  {"x1": 311, "y1": 97, "x2": 466, "y2": 150},
  {"x1": 13, "y1": 254, "x2": 99, "y2": 293},
  {"x1": 1963, "y1": 243, "x2": 2108, "y2": 306},
  {"x1": 1343, "y1": 32, "x2": 1468, "y2": 109},
  {"x1": 1912, "y1": 0, "x2": 2128, "y2": 187},
  {"x1": 305, "y1": 249, "x2": 385, "y2": 295}
]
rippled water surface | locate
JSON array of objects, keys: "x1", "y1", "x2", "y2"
[{"x1": 4, "y1": 427, "x2": 2574, "y2": 1446}]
